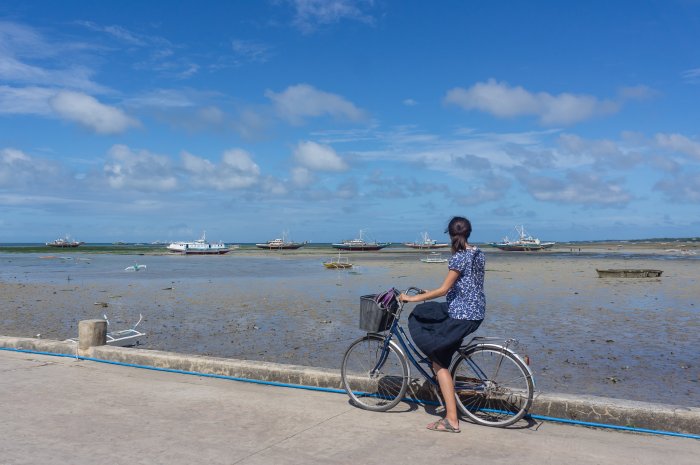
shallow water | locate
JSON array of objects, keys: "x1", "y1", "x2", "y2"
[{"x1": 1, "y1": 251, "x2": 698, "y2": 406}]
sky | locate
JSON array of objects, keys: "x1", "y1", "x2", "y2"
[{"x1": 1, "y1": 0, "x2": 700, "y2": 244}]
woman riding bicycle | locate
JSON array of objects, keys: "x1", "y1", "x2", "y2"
[{"x1": 399, "y1": 216, "x2": 485, "y2": 433}]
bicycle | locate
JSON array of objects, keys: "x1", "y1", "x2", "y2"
[{"x1": 340, "y1": 287, "x2": 535, "y2": 427}]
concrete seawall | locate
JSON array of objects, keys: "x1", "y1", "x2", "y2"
[{"x1": 2, "y1": 335, "x2": 698, "y2": 435}]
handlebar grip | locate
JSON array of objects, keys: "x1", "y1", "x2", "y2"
[{"x1": 406, "y1": 286, "x2": 426, "y2": 295}]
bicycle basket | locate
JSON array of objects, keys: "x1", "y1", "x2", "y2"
[{"x1": 359, "y1": 292, "x2": 398, "y2": 332}]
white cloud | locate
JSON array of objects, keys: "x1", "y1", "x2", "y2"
[
  {"x1": 125, "y1": 89, "x2": 199, "y2": 108},
  {"x1": 557, "y1": 133, "x2": 643, "y2": 169},
  {"x1": 0, "y1": 85, "x2": 54, "y2": 114},
  {"x1": 293, "y1": 141, "x2": 348, "y2": 171},
  {"x1": 0, "y1": 21, "x2": 107, "y2": 93},
  {"x1": 231, "y1": 39, "x2": 272, "y2": 63},
  {"x1": 403, "y1": 98, "x2": 418, "y2": 106},
  {"x1": 197, "y1": 106, "x2": 225, "y2": 124},
  {"x1": 265, "y1": 84, "x2": 365, "y2": 124},
  {"x1": 104, "y1": 145, "x2": 177, "y2": 191},
  {"x1": 182, "y1": 149, "x2": 260, "y2": 190},
  {"x1": 655, "y1": 133, "x2": 700, "y2": 160},
  {"x1": 291, "y1": 166, "x2": 313, "y2": 187},
  {"x1": 0, "y1": 148, "x2": 30, "y2": 185},
  {"x1": 682, "y1": 68, "x2": 700, "y2": 83},
  {"x1": 444, "y1": 79, "x2": 618, "y2": 125},
  {"x1": 222, "y1": 149, "x2": 260, "y2": 175},
  {"x1": 0, "y1": 147, "x2": 60, "y2": 188},
  {"x1": 618, "y1": 85, "x2": 656, "y2": 101},
  {"x1": 453, "y1": 176, "x2": 510, "y2": 206},
  {"x1": 654, "y1": 172, "x2": 700, "y2": 202},
  {"x1": 288, "y1": 0, "x2": 375, "y2": 34},
  {"x1": 518, "y1": 170, "x2": 633, "y2": 206},
  {"x1": 50, "y1": 91, "x2": 139, "y2": 134}
]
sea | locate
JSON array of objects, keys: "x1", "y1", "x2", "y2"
[{"x1": 0, "y1": 244, "x2": 698, "y2": 407}]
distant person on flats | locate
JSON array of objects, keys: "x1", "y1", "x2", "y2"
[{"x1": 400, "y1": 216, "x2": 485, "y2": 433}]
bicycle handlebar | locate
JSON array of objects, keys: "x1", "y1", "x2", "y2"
[{"x1": 404, "y1": 286, "x2": 426, "y2": 295}]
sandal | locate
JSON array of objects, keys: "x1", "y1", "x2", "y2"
[{"x1": 426, "y1": 418, "x2": 460, "y2": 433}]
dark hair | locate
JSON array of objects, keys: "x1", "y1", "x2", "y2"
[{"x1": 446, "y1": 216, "x2": 472, "y2": 253}]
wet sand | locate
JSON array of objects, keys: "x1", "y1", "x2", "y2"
[{"x1": 1, "y1": 244, "x2": 698, "y2": 406}]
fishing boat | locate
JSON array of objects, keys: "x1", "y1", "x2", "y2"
[
  {"x1": 255, "y1": 233, "x2": 307, "y2": 250},
  {"x1": 65, "y1": 314, "x2": 146, "y2": 347},
  {"x1": 167, "y1": 231, "x2": 229, "y2": 255},
  {"x1": 489, "y1": 226, "x2": 555, "y2": 251},
  {"x1": 405, "y1": 232, "x2": 449, "y2": 249},
  {"x1": 420, "y1": 252, "x2": 448, "y2": 263},
  {"x1": 323, "y1": 254, "x2": 353, "y2": 269},
  {"x1": 596, "y1": 269, "x2": 663, "y2": 278},
  {"x1": 46, "y1": 236, "x2": 84, "y2": 247},
  {"x1": 332, "y1": 230, "x2": 389, "y2": 251}
]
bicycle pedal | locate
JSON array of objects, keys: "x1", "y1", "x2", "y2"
[{"x1": 435, "y1": 405, "x2": 445, "y2": 414}]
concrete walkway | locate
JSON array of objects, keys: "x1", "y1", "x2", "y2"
[{"x1": 1, "y1": 350, "x2": 698, "y2": 465}]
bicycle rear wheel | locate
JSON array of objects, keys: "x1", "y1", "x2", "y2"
[
  {"x1": 341, "y1": 334, "x2": 409, "y2": 412},
  {"x1": 451, "y1": 344, "x2": 534, "y2": 427}
]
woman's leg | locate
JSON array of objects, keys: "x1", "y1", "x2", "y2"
[{"x1": 432, "y1": 361, "x2": 459, "y2": 430}]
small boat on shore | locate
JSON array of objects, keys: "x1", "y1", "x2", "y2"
[
  {"x1": 596, "y1": 269, "x2": 663, "y2": 278},
  {"x1": 46, "y1": 236, "x2": 84, "y2": 248},
  {"x1": 167, "y1": 232, "x2": 229, "y2": 255},
  {"x1": 124, "y1": 263, "x2": 147, "y2": 271},
  {"x1": 420, "y1": 252, "x2": 448, "y2": 263},
  {"x1": 332, "y1": 230, "x2": 389, "y2": 251},
  {"x1": 489, "y1": 226, "x2": 555, "y2": 251},
  {"x1": 65, "y1": 314, "x2": 146, "y2": 347},
  {"x1": 323, "y1": 254, "x2": 353, "y2": 269},
  {"x1": 405, "y1": 232, "x2": 449, "y2": 249}
]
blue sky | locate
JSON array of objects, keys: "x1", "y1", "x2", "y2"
[{"x1": 1, "y1": 0, "x2": 700, "y2": 243}]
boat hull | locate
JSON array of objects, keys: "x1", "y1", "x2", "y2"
[
  {"x1": 596, "y1": 269, "x2": 663, "y2": 278},
  {"x1": 168, "y1": 249, "x2": 229, "y2": 255},
  {"x1": 255, "y1": 243, "x2": 305, "y2": 250},
  {"x1": 332, "y1": 244, "x2": 389, "y2": 251},
  {"x1": 489, "y1": 242, "x2": 555, "y2": 251},
  {"x1": 405, "y1": 243, "x2": 449, "y2": 249},
  {"x1": 324, "y1": 262, "x2": 353, "y2": 269}
]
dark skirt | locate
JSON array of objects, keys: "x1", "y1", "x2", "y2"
[{"x1": 408, "y1": 301, "x2": 482, "y2": 368}]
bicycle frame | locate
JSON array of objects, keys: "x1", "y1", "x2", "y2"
[{"x1": 370, "y1": 294, "x2": 527, "y2": 395}]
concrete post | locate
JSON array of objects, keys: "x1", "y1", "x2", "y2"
[{"x1": 78, "y1": 319, "x2": 107, "y2": 351}]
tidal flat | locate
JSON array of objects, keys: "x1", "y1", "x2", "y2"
[{"x1": 1, "y1": 244, "x2": 698, "y2": 407}]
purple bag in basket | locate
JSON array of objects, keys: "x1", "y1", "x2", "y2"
[{"x1": 374, "y1": 288, "x2": 398, "y2": 309}]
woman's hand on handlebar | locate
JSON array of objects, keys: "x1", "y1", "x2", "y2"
[{"x1": 399, "y1": 287, "x2": 426, "y2": 302}]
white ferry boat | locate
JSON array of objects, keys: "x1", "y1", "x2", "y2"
[
  {"x1": 404, "y1": 232, "x2": 449, "y2": 249},
  {"x1": 46, "y1": 235, "x2": 84, "y2": 247},
  {"x1": 167, "y1": 232, "x2": 230, "y2": 255},
  {"x1": 255, "y1": 232, "x2": 307, "y2": 250},
  {"x1": 489, "y1": 226, "x2": 555, "y2": 251}
]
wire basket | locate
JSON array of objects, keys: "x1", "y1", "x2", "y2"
[{"x1": 359, "y1": 294, "x2": 397, "y2": 332}]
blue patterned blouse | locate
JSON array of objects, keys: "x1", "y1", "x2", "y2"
[{"x1": 446, "y1": 247, "x2": 486, "y2": 320}]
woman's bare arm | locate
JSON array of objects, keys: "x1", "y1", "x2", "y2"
[{"x1": 400, "y1": 270, "x2": 460, "y2": 302}]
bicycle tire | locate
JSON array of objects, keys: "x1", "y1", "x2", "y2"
[
  {"x1": 341, "y1": 334, "x2": 409, "y2": 412},
  {"x1": 450, "y1": 344, "x2": 534, "y2": 427}
]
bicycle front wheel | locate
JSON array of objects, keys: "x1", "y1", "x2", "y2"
[
  {"x1": 341, "y1": 334, "x2": 409, "y2": 412},
  {"x1": 451, "y1": 344, "x2": 534, "y2": 427}
]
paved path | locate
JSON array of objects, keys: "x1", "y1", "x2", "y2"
[{"x1": 1, "y1": 350, "x2": 698, "y2": 465}]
